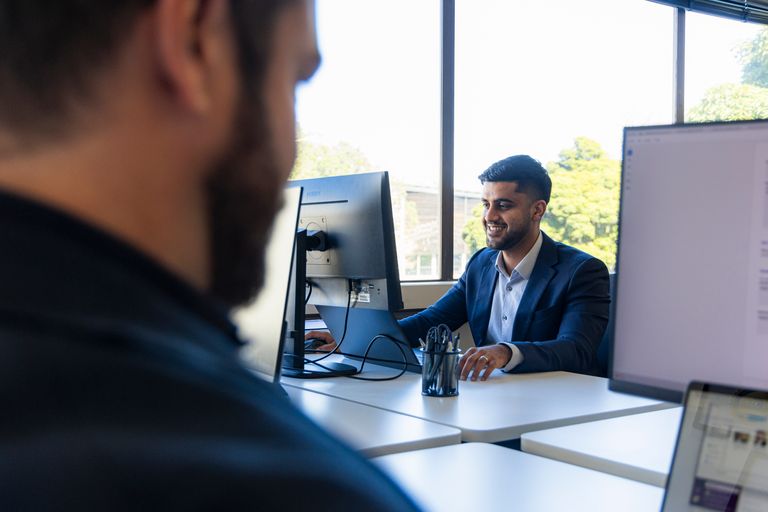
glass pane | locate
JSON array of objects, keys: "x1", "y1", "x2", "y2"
[
  {"x1": 454, "y1": 0, "x2": 675, "y2": 277},
  {"x1": 685, "y1": 12, "x2": 765, "y2": 122},
  {"x1": 294, "y1": 0, "x2": 441, "y2": 281}
]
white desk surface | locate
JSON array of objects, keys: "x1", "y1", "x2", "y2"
[
  {"x1": 283, "y1": 358, "x2": 674, "y2": 443},
  {"x1": 374, "y1": 443, "x2": 664, "y2": 512},
  {"x1": 521, "y1": 406, "x2": 682, "y2": 487},
  {"x1": 286, "y1": 386, "x2": 461, "y2": 457}
]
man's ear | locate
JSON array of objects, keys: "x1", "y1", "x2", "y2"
[
  {"x1": 532, "y1": 199, "x2": 547, "y2": 222},
  {"x1": 153, "y1": 0, "x2": 231, "y2": 114}
]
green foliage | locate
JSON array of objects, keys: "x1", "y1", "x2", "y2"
[
  {"x1": 290, "y1": 131, "x2": 372, "y2": 180},
  {"x1": 687, "y1": 83, "x2": 768, "y2": 122},
  {"x1": 687, "y1": 27, "x2": 768, "y2": 123},
  {"x1": 461, "y1": 202, "x2": 486, "y2": 255},
  {"x1": 542, "y1": 137, "x2": 620, "y2": 270},
  {"x1": 738, "y1": 28, "x2": 768, "y2": 88}
]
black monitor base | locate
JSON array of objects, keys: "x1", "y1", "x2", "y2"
[{"x1": 282, "y1": 361, "x2": 358, "y2": 379}]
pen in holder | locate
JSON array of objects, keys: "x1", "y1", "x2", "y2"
[{"x1": 421, "y1": 324, "x2": 460, "y2": 397}]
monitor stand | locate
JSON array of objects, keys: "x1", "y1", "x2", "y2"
[
  {"x1": 281, "y1": 358, "x2": 358, "y2": 379},
  {"x1": 281, "y1": 229, "x2": 357, "y2": 379}
]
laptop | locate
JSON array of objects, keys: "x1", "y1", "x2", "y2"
[
  {"x1": 316, "y1": 306, "x2": 424, "y2": 373},
  {"x1": 662, "y1": 381, "x2": 768, "y2": 511},
  {"x1": 235, "y1": 187, "x2": 303, "y2": 384}
]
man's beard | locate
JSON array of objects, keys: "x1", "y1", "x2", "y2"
[
  {"x1": 485, "y1": 220, "x2": 531, "y2": 252},
  {"x1": 206, "y1": 96, "x2": 286, "y2": 309}
]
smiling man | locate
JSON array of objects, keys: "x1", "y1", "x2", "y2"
[
  {"x1": 0, "y1": 1, "x2": 417, "y2": 509},
  {"x1": 400, "y1": 155, "x2": 610, "y2": 380}
]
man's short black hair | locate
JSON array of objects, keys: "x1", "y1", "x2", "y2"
[
  {"x1": 478, "y1": 154, "x2": 552, "y2": 203},
  {"x1": 0, "y1": 0, "x2": 294, "y2": 145}
]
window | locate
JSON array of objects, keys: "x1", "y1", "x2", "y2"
[
  {"x1": 453, "y1": 0, "x2": 674, "y2": 276},
  {"x1": 293, "y1": 0, "x2": 441, "y2": 281},
  {"x1": 685, "y1": 12, "x2": 765, "y2": 122},
  {"x1": 297, "y1": 1, "x2": 768, "y2": 286}
]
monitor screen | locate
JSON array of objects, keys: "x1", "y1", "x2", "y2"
[
  {"x1": 611, "y1": 120, "x2": 768, "y2": 402},
  {"x1": 282, "y1": 172, "x2": 408, "y2": 378},
  {"x1": 235, "y1": 187, "x2": 302, "y2": 383},
  {"x1": 290, "y1": 171, "x2": 403, "y2": 313}
]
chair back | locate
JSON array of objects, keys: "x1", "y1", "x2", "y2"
[{"x1": 595, "y1": 272, "x2": 616, "y2": 377}]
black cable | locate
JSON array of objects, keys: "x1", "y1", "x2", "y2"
[
  {"x1": 348, "y1": 334, "x2": 409, "y2": 381},
  {"x1": 306, "y1": 279, "x2": 354, "y2": 364},
  {"x1": 303, "y1": 334, "x2": 411, "y2": 381},
  {"x1": 306, "y1": 346, "x2": 410, "y2": 365},
  {"x1": 304, "y1": 280, "x2": 313, "y2": 306}
]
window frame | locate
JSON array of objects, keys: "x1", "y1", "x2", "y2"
[{"x1": 432, "y1": 1, "x2": 751, "y2": 282}]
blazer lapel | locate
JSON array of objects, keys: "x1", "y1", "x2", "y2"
[
  {"x1": 474, "y1": 250, "x2": 498, "y2": 345},
  {"x1": 512, "y1": 232, "x2": 558, "y2": 340}
]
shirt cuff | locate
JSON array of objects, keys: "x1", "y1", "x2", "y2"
[{"x1": 499, "y1": 342, "x2": 524, "y2": 372}]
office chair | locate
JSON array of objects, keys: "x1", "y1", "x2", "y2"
[{"x1": 595, "y1": 272, "x2": 616, "y2": 377}]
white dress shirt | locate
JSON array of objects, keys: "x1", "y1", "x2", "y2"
[{"x1": 486, "y1": 231, "x2": 543, "y2": 372}]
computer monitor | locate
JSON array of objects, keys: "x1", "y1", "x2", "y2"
[
  {"x1": 610, "y1": 120, "x2": 768, "y2": 402},
  {"x1": 235, "y1": 186, "x2": 302, "y2": 384},
  {"x1": 282, "y1": 171, "x2": 412, "y2": 378}
]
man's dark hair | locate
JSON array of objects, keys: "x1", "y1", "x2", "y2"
[
  {"x1": 478, "y1": 154, "x2": 552, "y2": 203},
  {"x1": 0, "y1": 0, "x2": 294, "y2": 146}
]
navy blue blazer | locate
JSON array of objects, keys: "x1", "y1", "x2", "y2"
[
  {"x1": 400, "y1": 232, "x2": 609, "y2": 374},
  {"x1": 0, "y1": 191, "x2": 417, "y2": 511}
]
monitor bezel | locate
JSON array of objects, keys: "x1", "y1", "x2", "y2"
[{"x1": 608, "y1": 119, "x2": 768, "y2": 403}]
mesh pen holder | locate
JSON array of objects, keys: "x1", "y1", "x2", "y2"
[{"x1": 421, "y1": 349, "x2": 460, "y2": 397}]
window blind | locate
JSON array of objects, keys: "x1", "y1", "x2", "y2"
[{"x1": 650, "y1": 1, "x2": 768, "y2": 24}]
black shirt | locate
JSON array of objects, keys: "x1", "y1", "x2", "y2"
[{"x1": 0, "y1": 191, "x2": 418, "y2": 511}]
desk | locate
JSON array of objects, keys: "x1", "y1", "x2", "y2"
[
  {"x1": 284, "y1": 359, "x2": 674, "y2": 443},
  {"x1": 286, "y1": 386, "x2": 461, "y2": 457},
  {"x1": 374, "y1": 443, "x2": 664, "y2": 512},
  {"x1": 521, "y1": 406, "x2": 682, "y2": 487}
]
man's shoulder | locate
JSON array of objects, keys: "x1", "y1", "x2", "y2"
[
  {"x1": 0, "y1": 320, "x2": 418, "y2": 511},
  {"x1": 545, "y1": 233, "x2": 607, "y2": 270},
  {"x1": 4, "y1": 425, "x2": 417, "y2": 511}
]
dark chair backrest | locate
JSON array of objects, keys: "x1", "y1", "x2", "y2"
[{"x1": 595, "y1": 272, "x2": 616, "y2": 377}]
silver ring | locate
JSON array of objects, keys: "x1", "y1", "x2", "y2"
[{"x1": 479, "y1": 355, "x2": 489, "y2": 364}]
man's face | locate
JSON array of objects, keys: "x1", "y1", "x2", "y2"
[
  {"x1": 481, "y1": 181, "x2": 542, "y2": 251},
  {"x1": 207, "y1": 1, "x2": 319, "y2": 308}
]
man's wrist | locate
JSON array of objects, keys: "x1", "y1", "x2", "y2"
[
  {"x1": 499, "y1": 342, "x2": 524, "y2": 371},
  {"x1": 497, "y1": 343, "x2": 513, "y2": 365}
]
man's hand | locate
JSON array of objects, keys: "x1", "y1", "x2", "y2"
[
  {"x1": 458, "y1": 344, "x2": 512, "y2": 381},
  {"x1": 304, "y1": 330, "x2": 337, "y2": 352}
]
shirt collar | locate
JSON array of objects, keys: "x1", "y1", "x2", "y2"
[{"x1": 494, "y1": 230, "x2": 543, "y2": 280}]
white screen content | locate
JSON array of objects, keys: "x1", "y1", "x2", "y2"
[
  {"x1": 613, "y1": 122, "x2": 768, "y2": 393},
  {"x1": 663, "y1": 389, "x2": 768, "y2": 512}
]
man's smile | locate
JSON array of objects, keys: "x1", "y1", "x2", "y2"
[{"x1": 486, "y1": 223, "x2": 507, "y2": 237}]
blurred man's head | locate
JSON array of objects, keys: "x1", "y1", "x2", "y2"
[
  {"x1": 0, "y1": 0, "x2": 318, "y2": 307},
  {"x1": 478, "y1": 155, "x2": 550, "y2": 252}
]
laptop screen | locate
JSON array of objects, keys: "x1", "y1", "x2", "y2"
[{"x1": 663, "y1": 382, "x2": 768, "y2": 511}]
